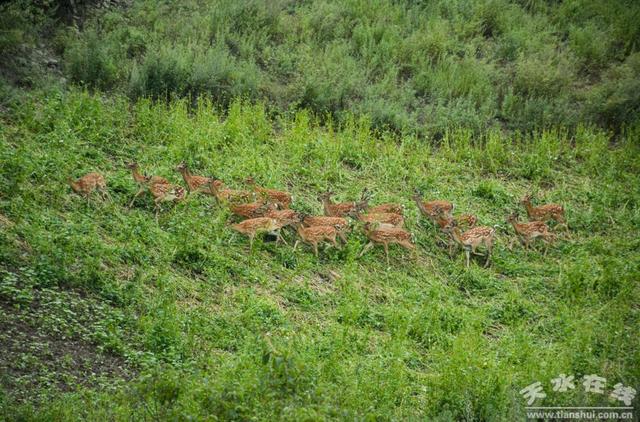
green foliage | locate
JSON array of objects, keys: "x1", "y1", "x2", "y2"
[
  {"x1": 35, "y1": 0, "x2": 640, "y2": 135},
  {"x1": 1, "y1": 90, "x2": 639, "y2": 419}
]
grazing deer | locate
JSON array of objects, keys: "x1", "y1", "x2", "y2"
[
  {"x1": 361, "y1": 188, "x2": 404, "y2": 215},
  {"x1": 126, "y1": 162, "x2": 169, "y2": 207},
  {"x1": 231, "y1": 217, "x2": 287, "y2": 248},
  {"x1": 175, "y1": 162, "x2": 223, "y2": 195},
  {"x1": 302, "y1": 215, "x2": 350, "y2": 243},
  {"x1": 245, "y1": 177, "x2": 292, "y2": 209},
  {"x1": 521, "y1": 194, "x2": 567, "y2": 230},
  {"x1": 350, "y1": 209, "x2": 405, "y2": 228},
  {"x1": 359, "y1": 222, "x2": 415, "y2": 265},
  {"x1": 149, "y1": 182, "x2": 186, "y2": 221},
  {"x1": 68, "y1": 172, "x2": 107, "y2": 201},
  {"x1": 443, "y1": 222, "x2": 495, "y2": 268},
  {"x1": 293, "y1": 222, "x2": 339, "y2": 257},
  {"x1": 209, "y1": 178, "x2": 254, "y2": 204},
  {"x1": 413, "y1": 189, "x2": 454, "y2": 224},
  {"x1": 229, "y1": 201, "x2": 270, "y2": 219},
  {"x1": 434, "y1": 210, "x2": 477, "y2": 231},
  {"x1": 506, "y1": 213, "x2": 555, "y2": 253},
  {"x1": 318, "y1": 192, "x2": 368, "y2": 217}
]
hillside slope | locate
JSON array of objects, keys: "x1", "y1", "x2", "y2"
[{"x1": 1, "y1": 90, "x2": 639, "y2": 419}]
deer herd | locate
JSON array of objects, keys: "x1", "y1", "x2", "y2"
[{"x1": 67, "y1": 163, "x2": 568, "y2": 268}]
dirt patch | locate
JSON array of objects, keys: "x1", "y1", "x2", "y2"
[{"x1": 0, "y1": 294, "x2": 135, "y2": 403}]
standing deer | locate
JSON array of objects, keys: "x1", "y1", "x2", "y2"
[{"x1": 68, "y1": 172, "x2": 107, "y2": 201}]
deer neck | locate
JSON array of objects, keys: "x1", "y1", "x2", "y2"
[
  {"x1": 68, "y1": 178, "x2": 80, "y2": 193},
  {"x1": 413, "y1": 196, "x2": 427, "y2": 215},
  {"x1": 131, "y1": 168, "x2": 146, "y2": 184},
  {"x1": 450, "y1": 227, "x2": 463, "y2": 244},
  {"x1": 179, "y1": 168, "x2": 191, "y2": 183},
  {"x1": 523, "y1": 200, "x2": 534, "y2": 216}
]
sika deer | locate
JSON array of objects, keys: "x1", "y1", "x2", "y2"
[
  {"x1": 361, "y1": 189, "x2": 404, "y2": 215},
  {"x1": 359, "y1": 222, "x2": 415, "y2": 265},
  {"x1": 229, "y1": 201, "x2": 270, "y2": 219},
  {"x1": 506, "y1": 213, "x2": 555, "y2": 253},
  {"x1": 126, "y1": 162, "x2": 169, "y2": 207},
  {"x1": 245, "y1": 177, "x2": 292, "y2": 209},
  {"x1": 231, "y1": 217, "x2": 287, "y2": 249},
  {"x1": 443, "y1": 222, "x2": 495, "y2": 268},
  {"x1": 176, "y1": 162, "x2": 223, "y2": 195},
  {"x1": 318, "y1": 192, "x2": 368, "y2": 218},
  {"x1": 302, "y1": 215, "x2": 350, "y2": 243},
  {"x1": 413, "y1": 189, "x2": 454, "y2": 224},
  {"x1": 149, "y1": 181, "x2": 186, "y2": 221},
  {"x1": 521, "y1": 194, "x2": 567, "y2": 230},
  {"x1": 209, "y1": 179, "x2": 254, "y2": 204},
  {"x1": 293, "y1": 222, "x2": 339, "y2": 257},
  {"x1": 68, "y1": 172, "x2": 107, "y2": 201},
  {"x1": 350, "y1": 209, "x2": 405, "y2": 228}
]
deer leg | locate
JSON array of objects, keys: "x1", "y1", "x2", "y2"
[
  {"x1": 338, "y1": 231, "x2": 347, "y2": 243},
  {"x1": 359, "y1": 241, "x2": 374, "y2": 258},
  {"x1": 484, "y1": 242, "x2": 493, "y2": 268},
  {"x1": 293, "y1": 240, "x2": 299, "y2": 251},
  {"x1": 129, "y1": 188, "x2": 145, "y2": 208},
  {"x1": 384, "y1": 242, "x2": 389, "y2": 266},
  {"x1": 465, "y1": 248, "x2": 470, "y2": 268},
  {"x1": 313, "y1": 242, "x2": 319, "y2": 257}
]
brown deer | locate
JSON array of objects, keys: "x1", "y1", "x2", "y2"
[
  {"x1": 68, "y1": 172, "x2": 107, "y2": 201},
  {"x1": 149, "y1": 182, "x2": 186, "y2": 221},
  {"x1": 521, "y1": 194, "x2": 567, "y2": 230},
  {"x1": 126, "y1": 162, "x2": 169, "y2": 207},
  {"x1": 359, "y1": 222, "x2": 415, "y2": 265},
  {"x1": 229, "y1": 201, "x2": 270, "y2": 219},
  {"x1": 302, "y1": 215, "x2": 351, "y2": 243},
  {"x1": 318, "y1": 192, "x2": 368, "y2": 217},
  {"x1": 209, "y1": 178, "x2": 254, "y2": 204},
  {"x1": 443, "y1": 222, "x2": 495, "y2": 268},
  {"x1": 350, "y1": 209, "x2": 405, "y2": 228},
  {"x1": 413, "y1": 189, "x2": 454, "y2": 224},
  {"x1": 361, "y1": 188, "x2": 404, "y2": 215},
  {"x1": 293, "y1": 222, "x2": 339, "y2": 257},
  {"x1": 245, "y1": 177, "x2": 292, "y2": 209},
  {"x1": 231, "y1": 217, "x2": 287, "y2": 248},
  {"x1": 506, "y1": 213, "x2": 555, "y2": 252},
  {"x1": 175, "y1": 162, "x2": 223, "y2": 195}
]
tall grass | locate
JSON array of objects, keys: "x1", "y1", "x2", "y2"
[{"x1": 1, "y1": 89, "x2": 638, "y2": 419}]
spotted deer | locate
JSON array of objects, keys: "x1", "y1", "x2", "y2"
[
  {"x1": 413, "y1": 189, "x2": 454, "y2": 224},
  {"x1": 506, "y1": 213, "x2": 555, "y2": 253},
  {"x1": 359, "y1": 222, "x2": 415, "y2": 265},
  {"x1": 318, "y1": 192, "x2": 368, "y2": 217},
  {"x1": 245, "y1": 177, "x2": 292, "y2": 209},
  {"x1": 231, "y1": 217, "x2": 287, "y2": 248},
  {"x1": 521, "y1": 194, "x2": 567, "y2": 230},
  {"x1": 126, "y1": 162, "x2": 169, "y2": 207},
  {"x1": 443, "y1": 222, "x2": 495, "y2": 268},
  {"x1": 68, "y1": 172, "x2": 107, "y2": 201},
  {"x1": 302, "y1": 215, "x2": 351, "y2": 243},
  {"x1": 293, "y1": 222, "x2": 339, "y2": 257},
  {"x1": 176, "y1": 162, "x2": 223, "y2": 195}
]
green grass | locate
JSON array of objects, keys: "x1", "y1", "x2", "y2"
[
  {"x1": 4, "y1": 0, "x2": 640, "y2": 135},
  {"x1": 1, "y1": 89, "x2": 638, "y2": 420}
]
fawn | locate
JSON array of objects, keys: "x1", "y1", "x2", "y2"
[
  {"x1": 443, "y1": 222, "x2": 495, "y2": 268},
  {"x1": 209, "y1": 178, "x2": 254, "y2": 204},
  {"x1": 126, "y1": 162, "x2": 169, "y2": 207},
  {"x1": 231, "y1": 217, "x2": 287, "y2": 248},
  {"x1": 359, "y1": 222, "x2": 415, "y2": 265},
  {"x1": 318, "y1": 192, "x2": 368, "y2": 217},
  {"x1": 245, "y1": 177, "x2": 292, "y2": 209},
  {"x1": 176, "y1": 162, "x2": 223, "y2": 195},
  {"x1": 229, "y1": 201, "x2": 270, "y2": 219},
  {"x1": 302, "y1": 215, "x2": 350, "y2": 243},
  {"x1": 506, "y1": 212, "x2": 555, "y2": 252},
  {"x1": 68, "y1": 172, "x2": 107, "y2": 201},
  {"x1": 413, "y1": 189, "x2": 454, "y2": 224},
  {"x1": 292, "y1": 221, "x2": 339, "y2": 257},
  {"x1": 148, "y1": 182, "x2": 186, "y2": 221},
  {"x1": 350, "y1": 209, "x2": 405, "y2": 228},
  {"x1": 521, "y1": 194, "x2": 567, "y2": 230},
  {"x1": 361, "y1": 188, "x2": 404, "y2": 215}
]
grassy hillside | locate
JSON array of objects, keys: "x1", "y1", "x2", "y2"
[
  {"x1": 3, "y1": 0, "x2": 640, "y2": 135},
  {"x1": 1, "y1": 89, "x2": 639, "y2": 419}
]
